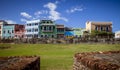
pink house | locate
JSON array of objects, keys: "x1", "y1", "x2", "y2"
[{"x1": 14, "y1": 24, "x2": 25, "y2": 39}]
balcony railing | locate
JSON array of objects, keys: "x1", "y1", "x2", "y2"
[{"x1": 42, "y1": 30, "x2": 53, "y2": 32}]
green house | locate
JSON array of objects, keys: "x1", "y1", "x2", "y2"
[
  {"x1": 73, "y1": 28, "x2": 86, "y2": 37},
  {"x1": 39, "y1": 20, "x2": 57, "y2": 38}
]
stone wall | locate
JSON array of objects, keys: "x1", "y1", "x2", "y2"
[
  {"x1": 73, "y1": 51, "x2": 120, "y2": 70},
  {"x1": 0, "y1": 56, "x2": 40, "y2": 70}
]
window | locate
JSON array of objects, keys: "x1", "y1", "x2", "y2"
[
  {"x1": 12, "y1": 30, "x2": 14, "y2": 33},
  {"x1": 29, "y1": 24, "x2": 31, "y2": 26},
  {"x1": 32, "y1": 23, "x2": 34, "y2": 26},
  {"x1": 8, "y1": 30, "x2": 10, "y2": 33},
  {"x1": 45, "y1": 35, "x2": 47, "y2": 38},
  {"x1": 35, "y1": 29, "x2": 38, "y2": 32},
  {"x1": 101, "y1": 26, "x2": 103, "y2": 31},
  {"x1": 32, "y1": 28, "x2": 34, "y2": 32},
  {"x1": 41, "y1": 27, "x2": 42, "y2": 30},
  {"x1": 106, "y1": 26, "x2": 109, "y2": 32},
  {"x1": 29, "y1": 29, "x2": 31, "y2": 32},
  {"x1": 28, "y1": 29, "x2": 31, "y2": 32},
  {"x1": 15, "y1": 35, "x2": 17, "y2": 37},
  {"x1": 35, "y1": 23, "x2": 38, "y2": 25},
  {"x1": 43, "y1": 21, "x2": 45, "y2": 23},
  {"x1": 50, "y1": 21, "x2": 52, "y2": 23},
  {"x1": 53, "y1": 26, "x2": 55, "y2": 29},
  {"x1": 52, "y1": 35, "x2": 54, "y2": 38},
  {"x1": 44, "y1": 26, "x2": 46, "y2": 30},
  {"x1": 95, "y1": 26, "x2": 98, "y2": 31},
  {"x1": 27, "y1": 29, "x2": 29, "y2": 32},
  {"x1": 41, "y1": 35, "x2": 43, "y2": 37},
  {"x1": 4, "y1": 31, "x2": 5, "y2": 34},
  {"x1": 34, "y1": 34, "x2": 38, "y2": 37},
  {"x1": 27, "y1": 24, "x2": 29, "y2": 26},
  {"x1": 49, "y1": 26, "x2": 51, "y2": 30}
]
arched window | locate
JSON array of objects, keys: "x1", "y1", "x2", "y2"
[
  {"x1": 49, "y1": 26, "x2": 51, "y2": 30},
  {"x1": 95, "y1": 26, "x2": 98, "y2": 31},
  {"x1": 106, "y1": 26, "x2": 109, "y2": 32},
  {"x1": 101, "y1": 26, "x2": 103, "y2": 31}
]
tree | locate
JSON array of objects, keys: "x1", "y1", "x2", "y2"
[{"x1": 91, "y1": 30, "x2": 114, "y2": 38}]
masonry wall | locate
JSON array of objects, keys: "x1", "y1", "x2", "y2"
[
  {"x1": 0, "y1": 56, "x2": 40, "y2": 70},
  {"x1": 73, "y1": 51, "x2": 120, "y2": 70}
]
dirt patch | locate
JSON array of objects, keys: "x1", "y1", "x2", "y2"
[
  {"x1": 73, "y1": 51, "x2": 120, "y2": 70},
  {"x1": 0, "y1": 56, "x2": 40, "y2": 70}
]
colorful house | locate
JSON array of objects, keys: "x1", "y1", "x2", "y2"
[
  {"x1": 2, "y1": 24, "x2": 15, "y2": 39},
  {"x1": 64, "y1": 27, "x2": 74, "y2": 39},
  {"x1": 115, "y1": 31, "x2": 120, "y2": 39},
  {"x1": 86, "y1": 21, "x2": 112, "y2": 33},
  {"x1": 0, "y1": 20, "x2": 7, "y2": 39},
  {"x1": 14, "y1": 24, "x2": 25, "y2": 39},
  {"x1": 25, "y1": 20, "x2": 40, "y2": 38},
  {"x1": 56, "y1": 24, "x2": 64, "y2": 38},
  {"x1": 73, "y1": 28, "x2": 86, "y2": 37},
  {"x1": 39, "y1": 20, "x2": 56, "y2": 38}
]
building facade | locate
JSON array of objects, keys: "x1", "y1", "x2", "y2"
[
  {"x1": 2, "y1": 24, "x2": 15, "y2": 39},
  {"x1": 56, "y1": 24, "x2": 64, "y2": 38},
  {"x1": 0, "y1": 20, "x2": 7, "y2": 39},
  {"x1": 86, "y1": 21, "x2": 112, "y2": 33},
  {"x1": 14, "y1": 24, "x2": 25, "y2": 39},
  {"x1": 25, "y1": 20, "x2": 40, "y2": 38},
  {"x1": 115, "y1": 31, "x2": 120, "y2": 39},
  {"x1": 73, "y1": 28, "x2": 86, "y2": 37},
  {"x1": 39, "y1": 20, "x2": 57, "y2": 38},
  {"x1": 64, "y1": 27, "x2": 74, "y2": 39}
]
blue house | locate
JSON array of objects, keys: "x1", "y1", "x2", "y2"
[
  {"x1": 2, "y1": 24, "x2": 15, "y2": 39},
  {"x1": 64, "y1": 27, "x2": 74, "y2": 39}
]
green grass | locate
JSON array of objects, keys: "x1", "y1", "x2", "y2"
[{"x1": 0, "y1": 43, "x2": 120, "y2": 70}]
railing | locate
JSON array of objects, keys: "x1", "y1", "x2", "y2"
[{"x1": 42, "y1": 30, "x2": 53, "y2": 32}]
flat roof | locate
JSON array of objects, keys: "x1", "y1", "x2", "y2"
[{"x1": 87, "y1": 21, "x2": 112, "y2": 25}]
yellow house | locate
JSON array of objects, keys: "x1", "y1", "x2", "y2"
[{"x1": 86, "y1": 21, "x2": 112, "y2": 33}]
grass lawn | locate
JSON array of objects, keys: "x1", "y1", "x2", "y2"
[{"x1": 0, "y1": 44, "x2": 120, "y2": 70}]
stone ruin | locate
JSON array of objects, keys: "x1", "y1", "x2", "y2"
[
  {"x1": 0, "y1": 56, "x2": 40, "y2": 70},
  {"x1": 73, "y1": 51, "x2": 120, "y2": 70}
]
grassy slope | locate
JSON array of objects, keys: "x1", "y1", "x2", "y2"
[{"x1": 0, "y1": 44, "x2": 120, "y2": 70}]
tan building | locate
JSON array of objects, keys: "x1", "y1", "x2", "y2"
[
  {"x1": 0, "y1": 20, "x2": 7, "y2": 38},
  {"x1": 86, "y1": 21, "x2": 112, "y2": 33}
]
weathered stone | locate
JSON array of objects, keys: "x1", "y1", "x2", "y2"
[
  {"x1": 73, "y1": 51, "x2": 120, "y2": 70},
  {"x1": 0, "y1": 56, "x2": 40, "y2": 70}
]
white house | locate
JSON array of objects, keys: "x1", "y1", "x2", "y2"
[
  {"x1": 115, "y1": 31, "x2": 120, "y2": 39},
  {"x1": 25, "y1": 20, "x2": 40, "y2": 38}
]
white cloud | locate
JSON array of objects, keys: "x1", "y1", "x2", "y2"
[
  {"x1": 20, "y1": 18, "x2": 28, "y2": 22},
  {"x1": 6, "y1": 20, "x2": 16, "y2": 24},
  {"x1": 34, "y1": 10, "x2": 48, "y2": 19},
  {"x1": 44, "y1": 2, "x2": 68, "y2": 22},
  {"x1": 34, "y1": 10, "x2": 48, "y2": 16},
  {"x1": 20, "y1": 12, "x2": 32, "y2": 19},
  {"x1": 44, "y1": 2, "x2": 57, "y2": 11},
  {"x1": 66, "y1": 6, "x2": 84, "y2": 13}
]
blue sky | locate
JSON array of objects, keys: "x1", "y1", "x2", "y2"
[{"x1": 0, "y1": 0, "x2": 120, "y2": 32}]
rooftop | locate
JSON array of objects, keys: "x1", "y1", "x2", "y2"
[{"x1": 87, "y1": 21, "x2": 112, "y2": 25}]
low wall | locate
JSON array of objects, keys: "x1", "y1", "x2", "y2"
[
  {"x1": 73, "y1": 51, "x2": 120, "y2": 70},
  {"x1": 0, "y1": 56, "x2": 40, "y2": 70}
]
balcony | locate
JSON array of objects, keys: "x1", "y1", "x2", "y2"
[{"x1": 42, "y1": 30, "x2": 53, "y2": 32}]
